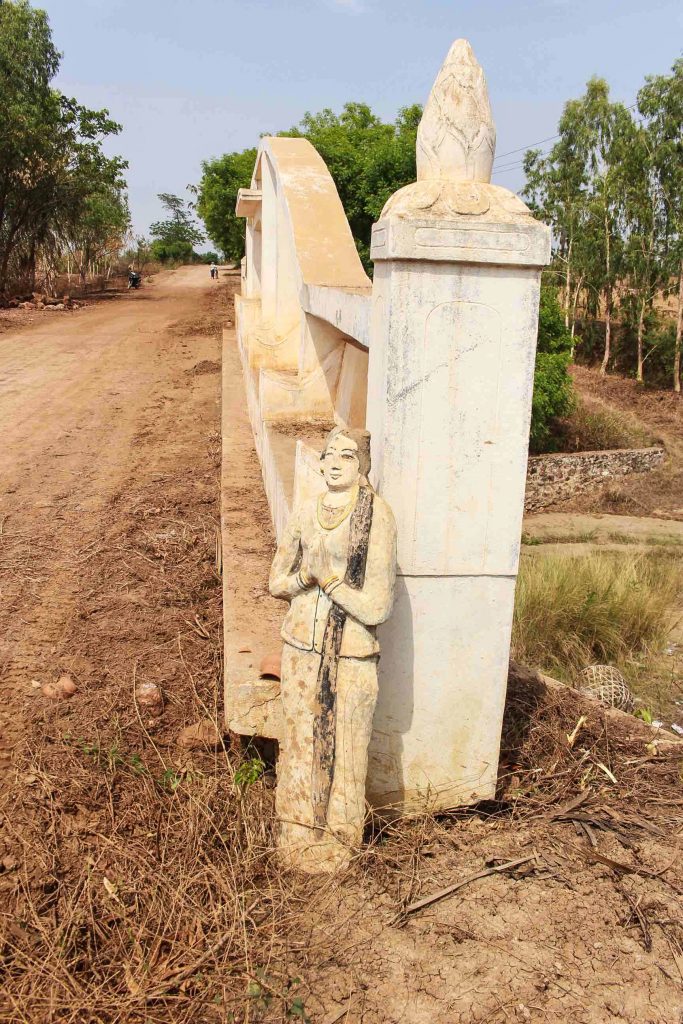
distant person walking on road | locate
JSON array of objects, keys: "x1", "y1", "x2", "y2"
[{"x1": 210, "y1": 262, "x2": 218, "y2": 280}]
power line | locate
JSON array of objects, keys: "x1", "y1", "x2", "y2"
[
  {"x1": 494, "y1": 158, "x2": 532, "y2": 172},
  {"x1": 493, "y1": 167, "x2": 527, "y2": 177},
  {"x1": 492, "y1": 101, "x2": 639, "y2": 166},
  {"x1": 491, "y1": 113, "x2": 648, "y2": 181},
  {"x1": 493, "y1": 133, "x2": 561, "y2": 163}
]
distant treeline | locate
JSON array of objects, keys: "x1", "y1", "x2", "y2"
[
  {"x1": 523, "y1": 62, "x2": 682, "y2": 391},
  {"x1": 0, "y1": 1, "x2": 129, "y2": 299}
]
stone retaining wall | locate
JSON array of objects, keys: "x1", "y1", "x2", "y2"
[{"x1": 524, "y1": 447, "x2": 665, "y2": 513}]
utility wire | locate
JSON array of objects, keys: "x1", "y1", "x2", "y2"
[
  {"x1": 493, "y1": 133, "x2": 561, "y2": 163},
  {"x1": 494, "y1": 158, "x2": 533, "y2": 172},
  {"x1": 492, "y1": 101, "x2": 639, "y2": 166}
]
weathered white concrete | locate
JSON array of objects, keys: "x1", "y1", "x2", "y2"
[
  {"x1": 367, "y1": 261, "x2": 543, "y2": 577},
  {"x1": 417, "y1": 39, "x2": 495, "y2": 184},
  {"x1": 301, "y1": 284, "x2": 372, "y2": 349},
  {"x1": 366, "y1": 575, "x2": 516, "y2": 811},
  {"x1": 233, "y1": 138, "x2": 373, "y2": 553},
  {"x1": 365, "y1": 39, "x2": 550, "y2": 813}
]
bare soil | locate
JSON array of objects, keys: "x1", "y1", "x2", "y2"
[
  {"x1": 1, "y1": 272, "x2": 682, "y2": 1023},
  {"x1": 545, "y1": 366, "x2": 683, "y2": 520}
]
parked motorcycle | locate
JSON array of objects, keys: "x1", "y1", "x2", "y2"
[{"x1": 128, "y1": 271, "x2": 141, "y2": 290}]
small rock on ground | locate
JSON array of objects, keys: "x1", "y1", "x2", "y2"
[
  {"x1": 41, "y1": 674, "x2": 78, "y2": 700},
  {"x1": 176, "y1": 719, "x2": 222, "y2": 750}
]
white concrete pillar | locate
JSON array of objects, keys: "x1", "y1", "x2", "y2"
[{"x1": 365, "y1": 40, "x2": 550, "y2": 814}]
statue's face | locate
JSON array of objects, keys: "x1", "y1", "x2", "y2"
[{"x1": 321, "y1": 434, "x2": 360, "y2": 491}]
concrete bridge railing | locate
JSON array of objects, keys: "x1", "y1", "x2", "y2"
[
  {"x1": 234, "y1": 136, "x2": 372, "y2": 541},
  {"x1": 226, "y1": 39, "x2": 551, "y2": 816}
]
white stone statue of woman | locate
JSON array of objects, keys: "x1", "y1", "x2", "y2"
[{"x1": 269, "y1": 427, "x2": 397, "y2": 872}]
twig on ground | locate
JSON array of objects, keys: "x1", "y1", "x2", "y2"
[
  {"x1": 401, "y1": 855, "x2": 537, "y2": 917},
  {"x1": 616, "y1": 882, "x2": 652, "y2": 950},
  {"x1": 141, "y1": 932, "x2": 233, "y2": 1002}
]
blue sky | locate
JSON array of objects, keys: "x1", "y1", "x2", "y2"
[{"x1": 45, "y1": 0, "x2": 682, "y2": 242}]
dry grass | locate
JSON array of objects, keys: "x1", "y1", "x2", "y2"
[
  {"x1": 2, "y1": 668, "x2": 682, "y2": 1024},
  {"x1": 499, "y1": 663, "x2": 683, "y2": 811},
  {"x1": 556, "y1": 395, "x2": 657, "y2": 452},
  {"x1": 4, "y1": 665, "x2": 683, "y2": 1023},
  {"x1": 1, "y1": 728, "x2": 310, "y2": 1022},
  {"x1": 512, "y1": 550, "x2": 683, "y2": 684}
]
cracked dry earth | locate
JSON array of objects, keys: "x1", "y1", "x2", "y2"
[{"x1": 0, "y1": 267, "x2": 682, "y2": 1024}]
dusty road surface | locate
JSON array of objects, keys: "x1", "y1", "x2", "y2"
[
  {"x1": 1, "y1": 273, "x2": 682, "y2": 1024},
  {"x1": 0, "y1": 267, "x2": 235, "y2": 767}
]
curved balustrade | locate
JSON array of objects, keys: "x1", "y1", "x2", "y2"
[{"x1": 234, "y1": 136, "x2": 372, "y2": 540}]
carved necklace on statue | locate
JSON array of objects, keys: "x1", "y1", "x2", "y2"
[{"x1": 317, "y1": 484, "x2": 359, "y2": 531}]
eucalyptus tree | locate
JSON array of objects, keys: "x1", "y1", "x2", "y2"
[
  {"x1": 619, "y1": 120, "x2": 667, "y2": 383},
  {"x1": 573, "y1": 80, "x2": 634, "y2": 375},
  {"x1": 638, "y1": 59, "x2": 683, "y2": 392},
  {"x1": 523, "y1": 103, "x2": 590, "y2": 336},
  {"x1": 525, "y1": 79, "x2": 635, "y2": 375}
]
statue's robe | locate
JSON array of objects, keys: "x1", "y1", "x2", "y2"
[{"x1": 269, "y1": 487, "x2": 397, "y2": 870}]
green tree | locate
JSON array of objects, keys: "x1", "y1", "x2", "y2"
[
  {"x1": 196, "y1": 148, "x2": 257, "y2": 261},
  {"x1": 149, "y1": 239, "x2": 195, "y2": 264},
  {"x1": 530, "y1": 287, "x2": 574, "y2": 452},
  {"x1": 360, "y1": 104, "x2": 421, "y2": 221},
  {"x1": 619, "y1": 119, "x2": 668, "y2": 384},
  {"x1": 579, "y1": 81, "x2": 634, "y2": 376},
  {"x1": 64, "y1": 151, "x2": 130, "y2": 285},
  {"x1": 637, "y1": 58, "x2": 683, "y2": 391},
  {"x1": 524, "y1": 78, "x2": 635, "y2": 377},
  {"x1": 523, "y1": 104, "x2": 590, "y2": 337},
  {"x1": 149, "y1": 192, "x2": 204, "y2": 253},
  {"x1": 0, "y1": 0, "x2": 127, "y2": 295}
]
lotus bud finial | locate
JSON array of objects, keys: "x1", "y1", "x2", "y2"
[{"x1": 417, "y1": 39, "x2": 496, "y2": 184}]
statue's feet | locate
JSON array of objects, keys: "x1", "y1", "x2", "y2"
[{"x1": 278, "y1": 822, "x2": 356, "y2": 874}]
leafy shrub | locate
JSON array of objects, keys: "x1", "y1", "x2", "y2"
[
  {"x1": 149, "y1": 239, "x2": 195, "y2": 264},
  {"x1": 530, "y1": 289, "x2": 574, "y2": 452}
]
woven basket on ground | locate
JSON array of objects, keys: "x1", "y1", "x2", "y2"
[{"x1": 579, "y1": 664, "x2": 634, "y2": 712}]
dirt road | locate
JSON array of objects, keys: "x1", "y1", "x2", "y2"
[{"x1": 0, "y1": 267, "x2": 227, "y2": 771}]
